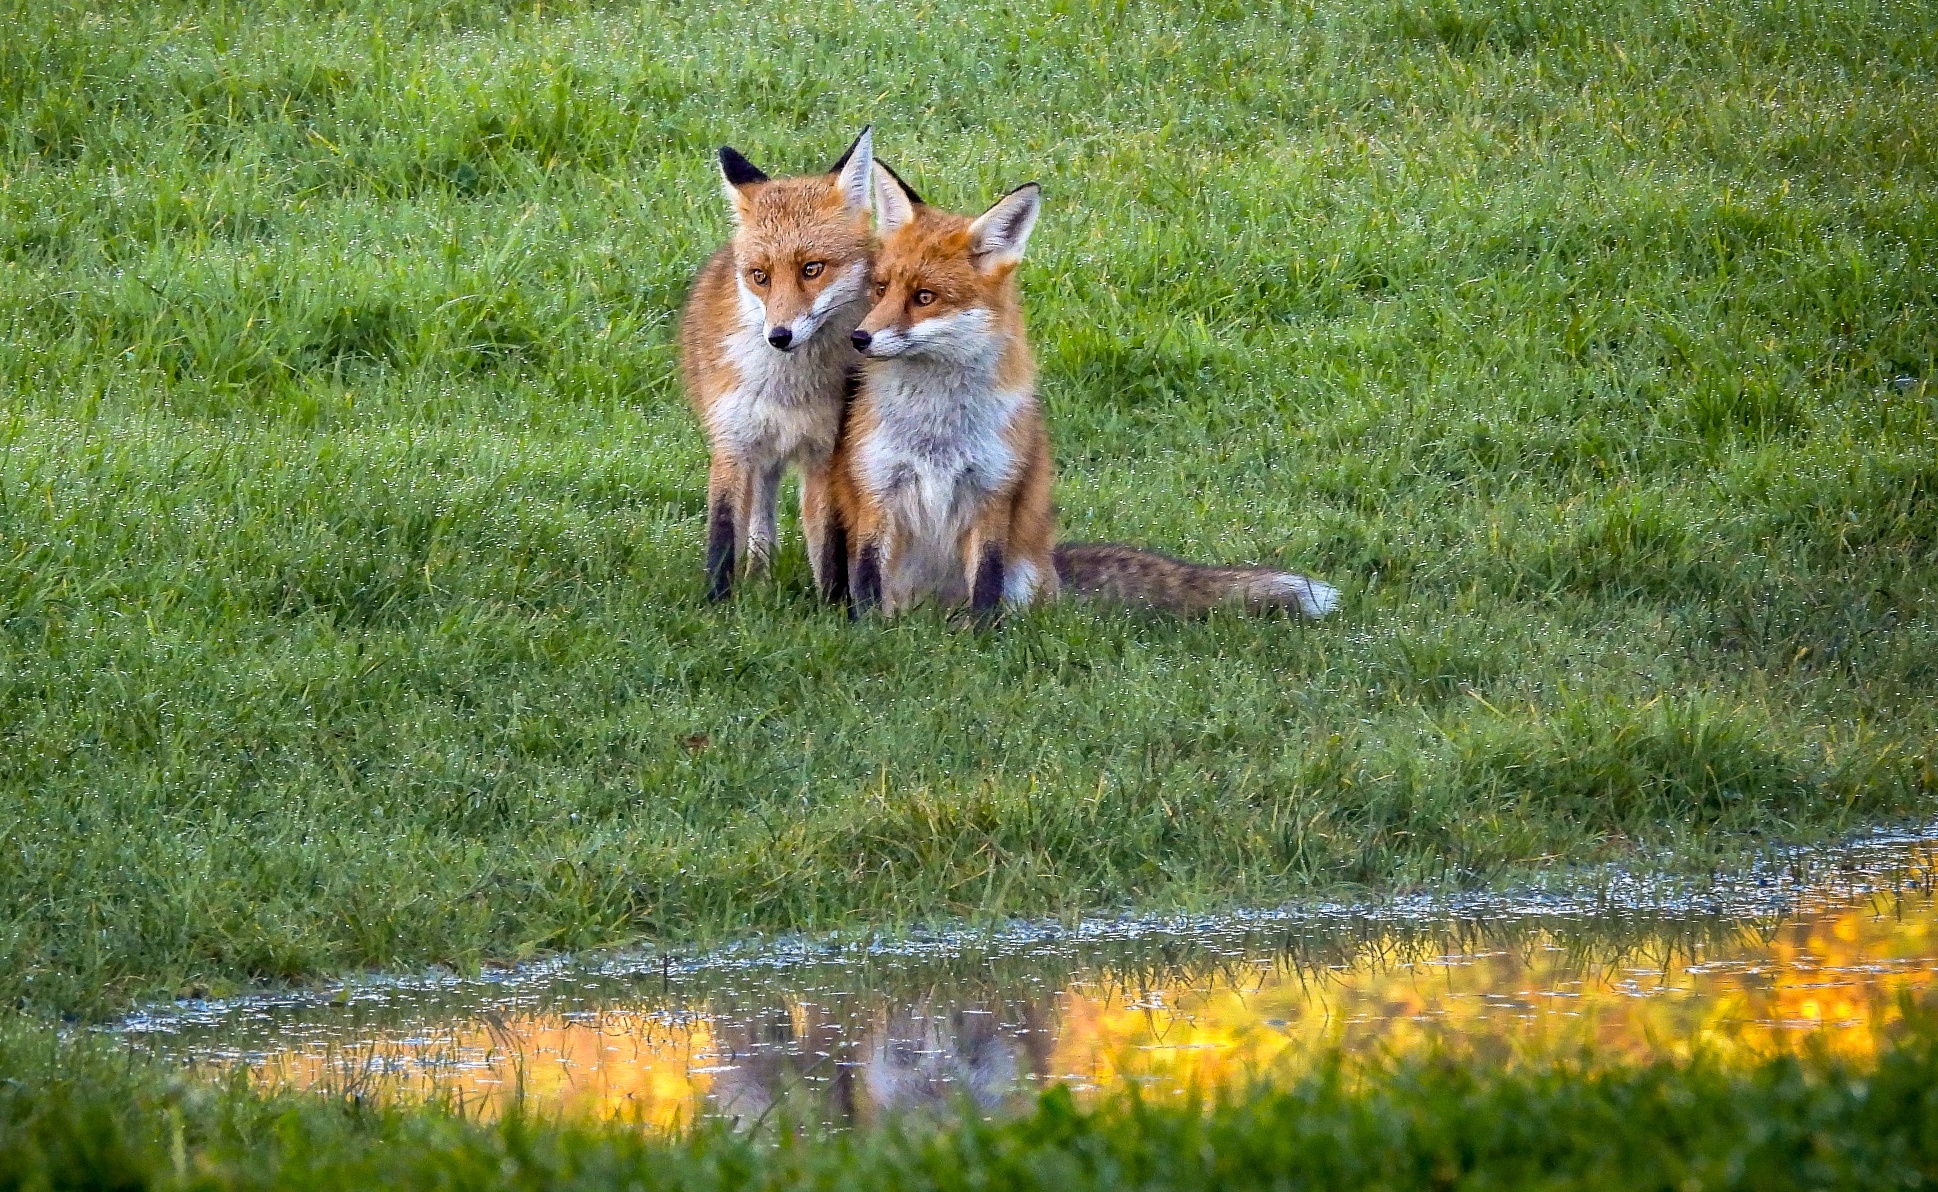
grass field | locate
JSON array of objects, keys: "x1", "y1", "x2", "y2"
[{"x1": 2, "y1": 0, "x2": 1935, "y2": 1019}]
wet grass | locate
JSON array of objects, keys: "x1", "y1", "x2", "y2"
[
  {"x1": 7, "y1": 1013, "x2": 1938, "y2": 1190},
  {"x1": 2, "y1": 0, "x2": 1936, "y2": 1017}
]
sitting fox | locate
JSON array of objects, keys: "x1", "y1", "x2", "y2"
[
  {"x1": 677, "y1": 128, "x2": 876, "y2": 602},
  {"x1": 832, "y1": 165, "x2": 1339, "y2": 621}
]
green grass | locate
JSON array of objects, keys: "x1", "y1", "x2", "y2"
[
  {"x1": 6, "y1": 1014, "x2": 1938, "y2": 1190},
  {"x1": 2, "y1": 0, "x2": 1935, "y2": 1017}
]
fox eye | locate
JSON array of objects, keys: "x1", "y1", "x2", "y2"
[
  {"x1": 913, "y1": 288, "x2": 937, "y2": 306},
  {"x1": 872, "y1": 281, "x2": 888, "y2": 298},
  {"x1": 749, "y1": 268, "x2": 769, "y2": 286},
  {"x1": 801, "y1": 261, "x2": 824, "y2": 279}
]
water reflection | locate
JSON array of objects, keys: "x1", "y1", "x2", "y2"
[{"x1": 119, "y1": 837, "x2": 1938, "y2": 1129}]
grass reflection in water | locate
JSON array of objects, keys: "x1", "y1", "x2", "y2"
[{"x1": 154, "y1": 846, "x2": 1938, "y2": 1130}]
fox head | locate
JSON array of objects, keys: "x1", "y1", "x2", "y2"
[
  {"x1": 852, "y1": 165, "x2": 1041, "y2": 363},
  {"x1": 717, "y1": 127, "x2": 876, "y2": 352}
]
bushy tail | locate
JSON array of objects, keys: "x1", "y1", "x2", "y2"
[{"x1": 1053, "y1": 542, "x2": 1339, "y2": 618}]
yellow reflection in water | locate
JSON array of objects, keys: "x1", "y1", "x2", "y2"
[
  {"x1": 262, "y1": 1014, "x2": 719, "y2": 1129},
  {"x1": 1053, "y1": 895, "x2": 1938, "y2": 1097},
  {"x1": 245, "y1": 888, "x2": 1938, "y2": 1126}
]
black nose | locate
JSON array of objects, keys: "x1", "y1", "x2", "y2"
[
  {"x1": 767, "y1": 327, "x2": 793, "y2": 350},
  {"x1": 850, "y1": 329, "x2": 872, "y2": 351}
]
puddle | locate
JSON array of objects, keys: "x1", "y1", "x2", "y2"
[{"x1": 116, "y1": 833, "x2": 1938, "y2": 1130}]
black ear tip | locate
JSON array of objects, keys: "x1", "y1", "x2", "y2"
[
  {"x1": 829, "y1": 125, "x2": 874, "y2": 174},
  {"x1": 876, "y1": 159, "x2": 925, "y2": 207},
  {"x1": 718, "y1": 145, "x2": 769, "y2": 187}
]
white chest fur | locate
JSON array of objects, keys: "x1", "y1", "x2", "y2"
[
  {"x1": 858, "y1": 359, "x2": 1030, "y2": 551},
  {"x1": 707, "y1": 278, "x2": 860, "y2": 468}
]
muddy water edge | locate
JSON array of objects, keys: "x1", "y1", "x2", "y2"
[{"x1": 112, "y1": 833, "x2": 1938, "y2": 1131}]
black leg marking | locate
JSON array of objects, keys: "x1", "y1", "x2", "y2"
[
  {"x1": 851, "y1": 542, "x2": 882, "y2": 620},
  {"x1": 819, "y1": 518, "x2": 851, "y2": 606},
  {"x1": 705, "y1": 498, "x2": 736, "y2": 603},
  {"x1": 971, "y1": 541, "x2": 1005, "y2": 625}
]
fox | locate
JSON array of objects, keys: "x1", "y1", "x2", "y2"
[
  {"x1": 677, "y1": 127, "x2": 876, "y2": 603},
  {"x1": 832, "y1": 164, "x2": 1339, "y2": 622}
]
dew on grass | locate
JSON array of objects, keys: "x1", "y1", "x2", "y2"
[{"x1": 113, "y1": 831, "x2": 1938, "y2": 1131}]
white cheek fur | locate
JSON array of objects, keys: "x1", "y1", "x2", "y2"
[
  {"x1": 792, "y1": 261, "x2": 868, "y2": 342},
  {"x1": 863, "y1": 328, "x2": 911, "y2": 357},
  {"x1": 734, "y1": 270, "x2": 767, "y2": 323},
  {"x1": 904, "y1": 307, "x2": 995, "y2": 361}
]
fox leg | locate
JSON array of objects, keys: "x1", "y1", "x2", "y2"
[
  {"x1": 963, "y1": 507, "x2": 1014, "y2": 626},
  {"x1": 880, "y1": 553, "x2": 921, "y2": 618},
  {"x1": 851, "y1": 542, "x2": 882, "y2": 618},
  {"x1": 744, "y1": 458, "x2": 784, "y2": 578},
  {"x1": 1002, "y1": 437, "x2": 1058, "y2": 608},
  {"x1": 847, "y1": 500, "x2": 888, "y2": 620},
  {"x1": 800, "y1": 465, "x2": 848, "y2": 604},
  {"x1": 704, "y1": 454, "x2": 742, "y2": 602},
  {"x1": 876, "y1": 517, "x2": 926, "y2": 619}
]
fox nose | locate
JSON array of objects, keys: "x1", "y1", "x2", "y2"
[
  {"x1": 767, "y1": 327, "x2": 793, "y2": 350},
  {"x1": 850, "y1": 329, "x2": 872, "y2": 351}
]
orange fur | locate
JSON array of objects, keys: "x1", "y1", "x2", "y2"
[
  {"x1": 835, "y1": 169, "x2": 1338, "y2": 622},
  {"x1": 834, "y1": 180, "x2": 1056, "y2": 621},
  {"x1": 678, "y1": 132, "x2": 875, "y2": 602}
]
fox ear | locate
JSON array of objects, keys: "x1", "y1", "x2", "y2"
[
  {"x1": 717, "y1": 145, "x2": 768, "y2": 211},
  {"x1": 828, "y1": 126, "x2": 874, "y2": 213},
  {"x1": 968, "y1": 183, "x2": 1041, "y2": 271},
  {"x1": 872, "y1": 160, "x2": 921, "y2": 234}
]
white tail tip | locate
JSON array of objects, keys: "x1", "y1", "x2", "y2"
[{"x1": 1270, "y1": 573, "x2": 1340, "y2": 618}]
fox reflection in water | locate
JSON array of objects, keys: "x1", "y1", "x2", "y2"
[
  {"x1": 704, "y1": 1001, "x2": 855, "y2": 1123},
  {"x1": 704, "y1": 998, "x2": 1057, "y2": 1124},
  {"x1": 864, "y1": 1000, "x2": 1058, "y2": 1113}
]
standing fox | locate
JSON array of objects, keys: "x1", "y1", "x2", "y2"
[
  {"x1": 834, "y1": 165, "x2": 1339, "y2": 621},
  {"x1": 678, "y1": 127, "x2": 876, "y2": 602}
]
